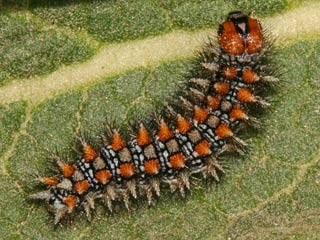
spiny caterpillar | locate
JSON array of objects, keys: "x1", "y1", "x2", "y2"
[{"x1": 30, "y1": 11, "x2": 277, "y2": 225}]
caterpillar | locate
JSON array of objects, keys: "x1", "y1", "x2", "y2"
[{"x1": 30, "y1": 11, "x2": 276, "y2": 225}]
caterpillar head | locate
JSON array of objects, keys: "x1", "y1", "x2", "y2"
[
  {"x1": 227, "y1": 11, "x2": 249, "y2": 35},
  {"x1": 219, "y1": 11, "x2": 264, "y2": 55}
]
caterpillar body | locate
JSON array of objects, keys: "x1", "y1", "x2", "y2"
[{"x1": 30, "y1": 11, "x2": 275, "y2": 225}]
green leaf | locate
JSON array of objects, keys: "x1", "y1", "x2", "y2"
[
  {"x1": 0, "y1": 11, "x2": 97, "y2": 86},
  {"x1": 1, "y1": 1, "x2": 319, "y2": 239},
  {"x1": 31, "y1": 0, "x2": 289, "y2": 42}
]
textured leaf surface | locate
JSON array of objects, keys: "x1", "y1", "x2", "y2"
[
  {"x1": 0, "y1": 11, "x2": 97, "y2": 86},
  {"x1": 0, "y1": 1, "x2": 319, "y2": 239}
]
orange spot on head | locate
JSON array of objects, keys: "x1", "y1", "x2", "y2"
[
  {"x1": 42, "y1": 177, "x2": 59, "y2": 186},
  {"x1": 111, "y1": 132, "x2": 126, "y2": 151},
  {"x1": 193, "y1": 106, "x2": 209, "y2": 123},
  {"x1": 83, "y1": 145, "x2": 98, "y2": 162},
  {"x1": 230, "y1": 105, "x2": 248, "y2": 120},
  {"x1": 74, "y1": 180, "x2": 90, "y2": 195},
  {"x1": 219, "y1": 20, "x2": 245, "y2": 55},
  {"x1": 242, "y1": 69, "x2": 259, "y2": 84},
  {"x1": 144, "y1": 159, "x2": 160, "y2": 175},
  {"x1": 214, "y1": 82, "x2": 230, "y2": 96},
  {"x1": 177, "y1": 115, "x2": 192, "y2": 134},
  {"x1": 215, "y1": 122, "x2": 233, "y2": 138},
  {"x1": 169, "y1": 153, "x2": 186, "y2": 169},
  {"x1": 247, "y1": 18, "x2": 264, "y2": 54},
  {"x1": 120, "y1": 163, "x2": 135, "y2": 178},
  {"x1": 137, "y1": 125, "x2": 152, "y2": 146},
  {"x1": 95, "y1": 169, "x2": 112, "y2": 184},
  {"x1": 61, "y1": 164, "x2": 75, "y2": 178},
  {"x1": 195, "y1": 140, "x2": 211, "y2": 157},
  {"x1": 223, "y1": 66, "x2": 237, "y2": 80},
  {"x1": 237, "y1": 88, "x2": 256, "y2": 103},
  {"x1": 63, "y1": 195, "x2": 77, "y2": 212},
  {"x1": 207, "y1": 96, "x2": 221, "y2": 110},
  {"x1": 158, "y1": 120, "x2": 173, "y2": 142}
]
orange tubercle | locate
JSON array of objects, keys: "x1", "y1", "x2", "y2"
[
  {"x1": 214, "y1": 82, "x2": 230, "y2": 96},
  {"x1": 60, "y1": 164, "x2": 75, "y2": 178},
  {"x1": 158, "y1": 120, "x2": 173, "y2": 142},
  {"x1": 63, "y1": 195, "x2": 77, "y2": 212},
  {"x1": 177, "y1": 115, "x2": 192, "y2": 134},
  {"x1": 41, "y1": 177, "x2": 59, "y2": 186},
  {"x1": 95, "y1": 169, "x2": 112, "y2": 184},
  {"x1": 242, "y1": 69, "x2": 259, "y2": 84},
  {"x1": 193, "y1": 106, "x2": 209, "y2": 123},
  {"x1": 74, "y1": 180, "x2": 90, "y2": 195},
  {"x1": 219, "y1": 20, "x2": 245, "y2": 55},
  {"x1": 111, "y1": 131, "x2": 126, "y2": 151},
  {"x1": 120, "y1": 163, "x2": 135, "y2": 178},
  {"x1": 83, "y1": 145, "x2": 98, "y2": 162},
  {"x1": 195, "y1": 140, "x2": 211, "y2": 157},
  {"x1": 215, "y1": 122, "x2": 233, "y2": 138},
  {"x1": 144, "y1": 159, "x2": 160, "y2": 175},
  {"x1": 207, "y1": 96, "x2": 221, "y2": 110},
  {"x1": 237, "y1": 88, "x2": 256, "y2": 103},
  {"x1": 247, "y1": 17, "x2": 263, "y2": 54},
  {"x1": 170, "y1": 153, "x2": 186, "y2": 169},
  {"x1": 223, "y1": 66, "x2": 237, "y2": 80},
  {"x1": 230, "y1": 105, "x2": 248, "y2": 120},
  {"x1": 137, "y1": 124, "x2": 152, "y2": 146}
]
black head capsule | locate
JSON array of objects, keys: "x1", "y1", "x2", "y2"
[{"x1": 227, "y1": 11, "x2": 249, "y2": 36}]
